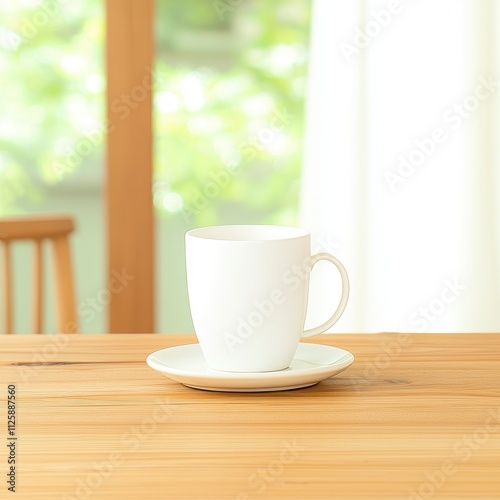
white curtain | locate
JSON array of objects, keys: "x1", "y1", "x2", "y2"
[{"x1": 300, "y1": 0, "x2": 500, "y2": 333}]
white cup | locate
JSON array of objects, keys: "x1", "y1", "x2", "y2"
[{"x1": 185, "y1": 225, "x2": 349, "y2": 372}]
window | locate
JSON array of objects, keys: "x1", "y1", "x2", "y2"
[
  {"x1": 0, "y1": 0, "x2": 105, "y2": 333},
  {"x1": 154, "y1": 0, "x2": 312, "y2": 331}
]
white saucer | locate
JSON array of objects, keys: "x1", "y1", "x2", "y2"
[{"x1": 146, "y1": 343, "x2": 354, "y2": 392}]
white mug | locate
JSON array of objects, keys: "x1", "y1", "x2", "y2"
[{"x1": 185, "y1": 225, "x2": 349, "y2": 372}]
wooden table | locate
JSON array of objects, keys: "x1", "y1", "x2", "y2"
[{"x1": 1, "y1": 333, "x2": 499, "y2": 499}]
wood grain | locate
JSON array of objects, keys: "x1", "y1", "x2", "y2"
[
  {"x1": 0, "y1": 333, "x2": 499, "y2": 499},
  {"x1": 106, "y1": 0, "x2": 155, "y2": 333}
]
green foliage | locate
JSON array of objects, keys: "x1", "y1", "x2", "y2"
[
  {"x1": 0, "y1": 0, "x2": 311, "y2": 223},
  {"x1": 0, "y1": 0, "x2": 104, "y2": 213},
  {"x1": 154, "y1": 0, "x2": 311, "y2": 225}
]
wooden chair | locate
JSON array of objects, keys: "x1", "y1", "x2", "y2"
[{"x1": 0, "y1": 215, "x2": 78, "y2": 334}]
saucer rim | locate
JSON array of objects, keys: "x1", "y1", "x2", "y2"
[{"x1": 146, "y1": 342, "x2": 354, "y2": 391}]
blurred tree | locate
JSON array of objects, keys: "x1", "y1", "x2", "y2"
[
  {"x1": 0, "y1": 0, "x2": 104, "y2": 214},
  {"x1": 0, "y1": 0, "x2": 311, "y2": 224},
  {"x1": 154, "y1": 0, "x2": 311, "y2": 226}
]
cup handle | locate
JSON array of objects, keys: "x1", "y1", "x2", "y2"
[{"x1": 301, "y1": 253, "x2": 350, "y2": 338}]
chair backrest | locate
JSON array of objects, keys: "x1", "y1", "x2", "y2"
[{"x1": 0, "y1": 215, "x2": 78, "y2": 334}]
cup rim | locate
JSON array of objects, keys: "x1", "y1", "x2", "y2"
[{"x1": 186, "y1": 224, "x2": 309, "y2": 242}]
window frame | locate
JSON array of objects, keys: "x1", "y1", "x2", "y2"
[{"x1": 106, "y1": 0, "x2": 154, "y2": 332}]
